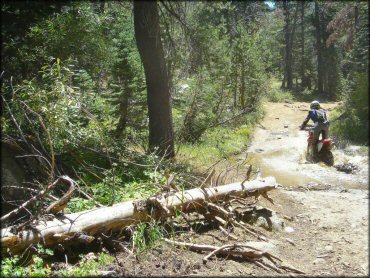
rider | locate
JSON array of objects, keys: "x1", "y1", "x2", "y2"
[{"x1": 300, "y1": 100, "x2": 330, "y2": 161}]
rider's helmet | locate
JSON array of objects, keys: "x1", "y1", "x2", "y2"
[{"x1": 310, "y1": 100, "x2": 320, "y2": 109}]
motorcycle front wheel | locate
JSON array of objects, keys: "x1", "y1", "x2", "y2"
[{"x1": 320, "y1": 150, "x2": 334, "y2": 166}]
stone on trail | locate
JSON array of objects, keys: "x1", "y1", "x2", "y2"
[{"x1": 254, "y1": 208, "x2": 285, "y2": 232}]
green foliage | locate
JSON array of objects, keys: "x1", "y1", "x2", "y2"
[
  {"x1": 166, "y1": 2, "x2": 268, "y2": 143},
  {"x1": 56, "y1": 252, "x2": 114, "y2": 277},
  {"x1": 65, "y1": 197, "x2": 95, "y2": 213},
  {"x1": 331, "y1": 73, "x2": 369, "y2": 144},
  {"x1": 265, "y1": 79, "x2": 295, "y2": 102},
  {"x1": 2, "y1": 59, "x2": 114, "y2": 155},
  {"x1": 178, "y1": 111, "x2": 262, "y2": 168},
  {"x1": 132, "y1": 220, "x2": 164, "y2": 253},
  {"x1": 1, "y1": 244, "x2": 54, "y2": 277}
]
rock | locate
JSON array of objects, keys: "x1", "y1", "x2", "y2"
[
  {"x1": 254, "y1": 208, "x2": 285, "y2": 231},
  {"x1": 85, "y1": 252, "x2": 97, "y2": 261},
  {"x1": 325, "y1": 245, "x2": 333, "y2": 252},
  {"x1": 99, "y1": 271, "x2": 117, "y2": 276},
  {"x1": 284, "y1": 125, "x2": 288, "y2": 128},
  {"x1": 243, "y1": 241, "x2": 275, "y2": 253},
  {"x1": 284, "y1": 226, "x2": 294, "y2": 233},
  {"x1": 1, "y1": 141, "x2": 48, "y2": 216},
  {"x1": 313, "y1": 258, "x2": 326, "y2": 265},
  {"x1": 255, "y1": 148, "x2": 264, "y2": 153},
  {"x1": 335, "y1": 163, "x2": 359, "y2": 174}
]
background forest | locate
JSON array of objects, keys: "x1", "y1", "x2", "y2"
[{"x1": 1, "y1": 1, "x2": 368, "y2": 276}]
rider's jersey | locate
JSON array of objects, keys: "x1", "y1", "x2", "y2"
[{"x1": 305, "y1": 109, "x2": 328, "y2": 126}]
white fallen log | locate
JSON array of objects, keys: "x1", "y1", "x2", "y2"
[{"x1": 1, "y1": 177, "x2": 276, "y2": 255}]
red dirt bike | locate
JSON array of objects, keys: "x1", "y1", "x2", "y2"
[{"x1": 306, "y1": 127, "x2": 335, "y2": 166}]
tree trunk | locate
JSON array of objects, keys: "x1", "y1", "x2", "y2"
[
  {"x1": 300, "y1": 1, "x2": 305, "y2": 88},
  {"x1": 240, "y1": 57, "x2": 246, "y2": 108},
  {"x1": 287, "y1": 5, "x2": 299, "y2": 91},
  {"x1": 115, "y1": 89, "x2": 129, "y2": 136},
  {"x1": 134, "y1": 1, "x2": 175, "y2": 158},
  {"x1": 315, "y1": 1, "x2": 324, "y2": 95},
  {"x1": 1, "y1": 177, "x2": 277, "y2": 255},
  {"x1": 282, "y1": 0, "x2": 290, "y2": 89}
]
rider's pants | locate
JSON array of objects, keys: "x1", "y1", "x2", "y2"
[{"x1": 313, "y1": 122, "x2": 330, "y2": 155}]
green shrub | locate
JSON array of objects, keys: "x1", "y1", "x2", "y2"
[
  {"x1": 56, "y1": 252, "x2": 114, "y2": 277},
  {"x1": 1, "y1": 244, "x2": 54, "y2": 277},
  {"x1": 132, "y1": 220, "x2": 164, "y2": 253},
  {"x1": 331, "y1": 73, "x2": 369, "y2": 144}
]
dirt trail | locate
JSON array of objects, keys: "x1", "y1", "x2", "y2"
[
  {"x1": 247, "y1": 101, "x2": 368, "y2": 189},
  {"x1": 243, "y1": 101, "x2": 369, "y2": 276},
  {"x1": 110, "y1": 101, "x2": 368, "y2": 277}
]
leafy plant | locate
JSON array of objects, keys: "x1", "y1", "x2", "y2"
[
  {"x1": 132, "y1": 220, "x2": 164, "y2": 253},
  {"x1": 1, "y1": 244, "x2": 54, "y2": 277},
  {"x1": 56, "y1": 252, "x2": 114, "y2": 277}
]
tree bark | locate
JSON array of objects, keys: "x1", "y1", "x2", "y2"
[
  {"x1": 282, "y1": 0, "x2": 290, "y2": 89},
  {"x1": 134, "y1": 1, "x2": 175, "y2": 158},
  {"x1": 300, "y1": 1, "x2": 305, "y2": 88},
  {"x1": 115, "y1": 89, "x2": 129, "y2": 136},
  {"x1": 287, "y1": 5, "x2": 299, "y2": 91},
  {"x1": 1, "y1": 177, "x2": 277, "y2": 255}
]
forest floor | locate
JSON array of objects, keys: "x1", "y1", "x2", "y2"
[{"x1": 79, "y1": 101, "x2": 369, "y2": 276}]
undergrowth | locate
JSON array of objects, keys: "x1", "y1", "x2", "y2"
[
  {"x1": 1, "y1": 244, "x2": 54, "y2": 277},
  {"x1": 177, "y1": 109, "x2": 263, "y2": 169},
  {"x1": 330, "y1": 73, "x2": 368, "y2": 145},
  {"x1": 56, "y1": 253, "x2": 114, "y2": 277}
]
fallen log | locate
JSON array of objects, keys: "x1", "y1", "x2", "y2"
[{"x1": 1, "y1": 177, "x2": 276, "y2": 255}]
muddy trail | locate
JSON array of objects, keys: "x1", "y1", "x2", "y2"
[
  {"x1": 56, "y1": 101, "x2": 368, "y2": 277},
  {"x1": 241, "y1": 101, "x2": 369, "y2": 276}
]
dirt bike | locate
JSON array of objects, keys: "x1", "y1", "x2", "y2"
[{"x1": 305, "y1": 127, "x2": 335, "y2": 166}]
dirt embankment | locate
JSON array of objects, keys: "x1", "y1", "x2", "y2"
[{"x1": 89, "y1": 101, "x2": 370, "y2": 276}]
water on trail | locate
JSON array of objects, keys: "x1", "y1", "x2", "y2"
[
  {"x1": 245, "y1": 102, "x2": 368, "y2": 189},
  {"x1": 241, "y1": 101, "x2": 369, "y2": 276}
]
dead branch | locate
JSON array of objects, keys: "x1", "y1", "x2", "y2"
[
  {"x1": 45, "y1": 177, "x2": 75, "y2": 214},
  {"x1": 2, "y1": 186, "x2": 59, "y2": 201},
  {"x1": 1, "y1": 176, "x2": 74, "y2": 222},
  {"x1": 200, "y1": 169, "x2": 215, "y2": 188},
  {"x1": 19, "y1": 100, "x2": 55, "y2": 183},
  {"x1": 163, "y1": 238, "x2": 301, "y2": 273},
  {"x1": 241, "y1": 164, "x2": 253, "y2": 186},
  {"x1": 219, "y1": 226, "x2": 238, "y2": 240},
  {"x1": 203, "y1": 243, "x2": 236, "y2": 263}
]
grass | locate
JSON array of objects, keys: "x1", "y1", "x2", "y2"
[
  {"x1": 132, "y1": 220, "x2": 165, "y2": 254},
  {"x1": 265, "y1": 78, "x2": 295, "y2": 103},
  {"x1": 56, "y1": 252, "x2": 114, "y2": 277},
  {"x1": 176, "y1": 110, "x2": 262, "y2": 169},
  {"x1": 265, "y1": 77, "x2": 321, "y2": 103}
]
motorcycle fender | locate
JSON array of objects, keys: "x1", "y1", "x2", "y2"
[{"x1": 317, "y1": 142, "x2": 323, "y2": 152}]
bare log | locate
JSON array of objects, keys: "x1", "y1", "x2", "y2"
[{"x1": 1, "y1": 177, "x2": 276, "y2": 255}]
